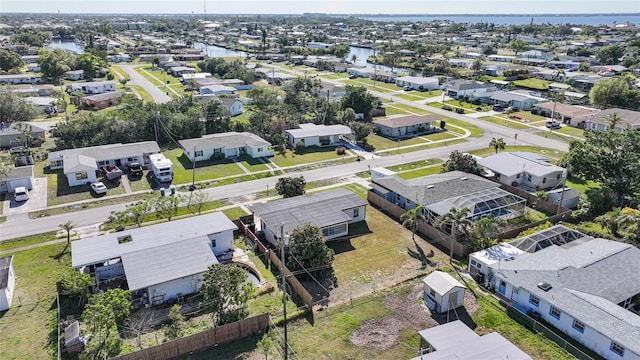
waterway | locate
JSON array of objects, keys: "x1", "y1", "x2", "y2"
[
  {"x1": 193, "y1": 42, "x2": 247, "y2": 58},
  {"x1": 47, "y1": 40, "x2": 84, "y2": 53},
  {"x1": 359, "y1": 14, "x2": 640, "y2": 26}
]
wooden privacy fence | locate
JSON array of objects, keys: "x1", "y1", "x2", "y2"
[
  {"x1": 112, "y1": 313, "x2": 269, "y2": 360},
  {"x1": 367, "y1": 190, "x2": 471, "y2": 257},
  {"x1": 235, "y1": 221, "x2": 315, "y2": 311}
]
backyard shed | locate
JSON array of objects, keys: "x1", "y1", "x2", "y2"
[{"x1": 423, "y1": 271, "x2": 466, "y2": 313}]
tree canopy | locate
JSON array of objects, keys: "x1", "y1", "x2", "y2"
[
  {"x1": 0, "y1": 49, "x2": 24, "y2": 72},
  {"x1": 341, "y1": 85, "x2": 377, "y2": 118},
  {"x1": 0, "y1": 92, "x2": 42, "y2": 124},
  {"x1": 441, "y1": 150, "x2": 482, "y2": 175},
  {"x1": 38, "y1": 48, "x2": 78, "y2": 81},
  {"x1": 286, "y1": 223, "x2": 335, "y2": 279},
  {"x1": 595, "y1": 45, "x2": 625, "y2": 65},
  {"x1": 75, "y1": 52, "x2": 108, "y2": 78},
  {"x1": 199, "y1": 263, "x2": 253, "y2": 326},
  {"x1": 589, "y1": 76, "x2": 640, "y2": 109},
  {"x1": 82, "y1": 288, "x2": 131, "y2": 359},
  {"x1": 275, "y1": 176, "x2": 306, "y2": 198}
]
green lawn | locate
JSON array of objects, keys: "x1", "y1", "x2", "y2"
[
  {"x1": 509, "y1": 111, "x2": 547, "y2": 123},
  {"x1": 340, "y1": 78, "x2": 398, "y2": 92},
  {"x1": 320, "y1": 73, "x2": 349, "y2": 80},
  {"x1": 382, "y1": 139, "x2": 467, "y2": 156},
  {"x1": 365, "y1": 134, "x2": 427, "y2": 151},
  {"x1": 237, "y1": 155, "x2": 270, "y2": 172},
  {"x1": 445, "y1": 100, "x2": 492, "y2": 112},
  {"x1": 513, "y1": 78, "x2": 550, "y2": 90},
  {"x1": 397, "y1": 166, "x2": 442, "y2": 179},
  {"x1": 440, "y1": 116, "x2": 484, "y2": 138},
  {"x1": 0, "y1": 231, "x2": 58, "y2": 252},
  {"x1": 533, "y1": 131, "x2": 576, "y2": 144},
  {"x1": 129, "y1": 85, "x2": 154, "y2": 102},
  {"x1": 566, "y1": 176, "x2": 600, "y2": 195},
  {"x1": 271, "y1": 146, "x2": 346, "y2": 167},
  {"x1": 383, "y1": 102, "x2": 430, "y2": 115},
  {"x1": 162, "y1": 148, "x2": 245, "y2": 184},
  {"x1": 556, "y1": 126, "x2": 585, "y2": 138},
  {"x1": 478, "y1": 116, "x2": 532, "y2": 130}
]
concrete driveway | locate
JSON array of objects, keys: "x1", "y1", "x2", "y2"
[{"x1": 3, "y1": 177, "x2": 48, "y2": 215}]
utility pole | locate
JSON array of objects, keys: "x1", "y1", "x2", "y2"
[
  {"x1": 154, "y1": 110, "x2": 160, "y2": 144},
  {"x1": 557, "y1": 169, "x2": 568, "y2": 215},
  {"x1": 280, "y1": 223, "x2": 289, "y2": 360},
  {"x1": 191, "y1": 146, "x2": 196, "y2": 190}
]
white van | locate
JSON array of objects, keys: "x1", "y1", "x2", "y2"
[{"x1": 14, "y1": 186, "x2": 29, "y2": 202}]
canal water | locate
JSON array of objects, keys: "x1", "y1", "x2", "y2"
[{"x1": 47, "y1": 40, "x2": 84, "y2": 53}]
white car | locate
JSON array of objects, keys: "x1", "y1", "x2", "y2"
[
  {"x1": 14, "y1": 186, "x2": 29, "y2": 202},
  {"x1": 90, "y1": 182, "x2": 107, "y2": 194}
]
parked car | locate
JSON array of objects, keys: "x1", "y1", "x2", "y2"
[
  {"x1": 403, "y1": 86, "x2": 412, "y2": 91},
  {"x1": 14, "y1": 186, "x2": 29, "y2": 202},
  {"x1": 546, "y1": 120, "x2": 561, "y2": 129},
  {"x1": 127, "y1": 162, "x2": 143, "y2": 177},
  {"x1": 90, "y1": 182, "x2": 107, "y2": 194},
  {"x1": 101, "y1": 165, "x2": 123, "y2": 181},
  {"x1": 348, "y1": 74, "x2": 358, "y2": 79}
]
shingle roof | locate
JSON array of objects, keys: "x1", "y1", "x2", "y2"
[
  {"x1": 83, "y1": 91, "x2": 123, "y2": 102},
  {"x1": 477, "y1": 152, "x2": 566, "y2": 177},
  {"x1": 49, "y1": 141, "x2": 161, "y2": 172},
  {"x1": 178, "y1": 132, "x2": 270, "y2": 150},
  {"x1": 373, "y1": 114, "x2": 441, "y2": 128},
  {"x1": 248, "y1": 188, "x2": 366, "y2": 237},
  {"x1": 0, "y1": 123, "x2": 45, "y2": 137},
  {"x1": 64, "y1": 154, "x2": 98, "y2": 173},
  {"x1": 589, "y1": 108, "x2": 640, "y2": 127},
  {"x1": 423, "y1": 271, "x2": 465, "y2": 296},
  {"x1": 0, "y1": 255, "x2": 13, "y2": 290},
  {"x1": 0, "y1": 165, "x2": 33, "y2": 181}
]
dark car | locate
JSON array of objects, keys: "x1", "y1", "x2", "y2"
[{"x1": 128, "y1": 162, "x2": 143, "y2": 177}]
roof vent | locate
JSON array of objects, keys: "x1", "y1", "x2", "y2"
[
  {"x1": 460, "y1": 177, "x2": 468, "y2": 181},
  {"x1": 537, "y1": 282, "x2": 552, "y2": 292},
  {"x1": 426, "y1": 185, "x2": 434, "y2": 189}
]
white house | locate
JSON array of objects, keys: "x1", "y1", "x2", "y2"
[
  {"x1": 372, "y1": 114, "x2": 440, "y2": 138},
  {"x1": 346, "y1": 67, "x2": 375, "y2": 78},
  {"x1": 66, "y1": 81, "x2": 117, "y2": 94},
  {"x1": 422, "y1": 271, "x2": 466, "y2": 313},
  {"x1": 446, "y1": 80, "x2": 496, "y2": 99},
  {"x1": 285, "y1": 123, "x2": 353, "y2": 147},
  {"x1": 533, "y1": 102, "x2": 599, "y2": 127},
  {"x1": 248, "y1": 188, "x2": 367, "y2": 246},
  {"x1": 585, "y1": 108, "x2": 640, "y2": 133},
  {"x1": 483, "y1": 225, "x2": 640, "y2": 360},
  {"x1": 0, "y1": 165, "x2": 34, "y2": 194},
  {"x1": 395, "y1": 76, "x2": 440, "y2": 91},
  {"x1": 179, "y1": 132, "x2": 273, "y2": 162},
  {"x1": 170, "y1": 66, "x2": 196, "y2": 77},
  {"x1": 487, "y1": 54, "x2": 515, "y2": 62},
  {"x1": 218, "y1": 98, "x2": 244, "y2": 116},
  {"x1": 65, "y1": 70, "x2": 85, "y2": 81},
  {"x1": 0, "y1": 255, "x2": 16, "y2": 311},
  {"x1": 0, "y1": 74, "x2": 38, "y2": 85},
  {"x1": 48, "y1": 141, "x2": 160, "y2": 187},
  {"x1": 25, "y1": 97, "x2": 57, "y2": 113},
  {"x1": 477, "y1": 152, "x2": 566, "y2": 191},
  {"x1": 71, "y1": 213, "x2": 238, "y2": 307},
  {"x1": 199, "y1": 84, "x2": 236, "y2": 96}
]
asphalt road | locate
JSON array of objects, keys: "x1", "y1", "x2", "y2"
[{"x1": 118, "y1": 64, "x2": 172, "y2": 104}]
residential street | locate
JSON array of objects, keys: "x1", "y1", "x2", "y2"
[{"x1": 118, "y1": 64, "x2": 172, "y2": 104}]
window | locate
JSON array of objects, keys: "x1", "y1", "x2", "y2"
[
  {"x1": 610, "y1": 342, "x2": 625, "y2": 356},
  {"x1": 75, "y1": 172, "x2": 88, "y2": 180},
  {"x1": 529, "y1": 294, "x2": 540, "y2": 307},
  {"x1": 513, "y1": 287, "x2": 519, "y2": 294},
  {"x1": 257, "y1": 147, "x2": 263, "y2": 152},
  {"x1": 549, "y1": 306, "x2": 561, "y2": 319},
  {"x1": 429, "y1": 289, "x2": 436, "y2": 297},
  {"x1": 573, "y1": 319, "x2": 585, "y2": 333},
  {"x1": 214, "y1": 148, "x2": 222, "y2": 154},
  {"x1": 542, "y1": 177, "x2": 547, "y2": 184},
  {"x1": 527, "y1": 174, "x2": 532, "y2": 182},
  {"x1": 516, "y1": 173, "x2": 521, "y2": 179},
  {"x1": 97, "y1": 161, "x2": 107, "y2": 166},
  {"x1": 557, "y1": 173, "x2": 562, "y2": 179},
  {"x1": 127, "y1": 157, "x2": 135, "y2": 162},
  {"x1": 322, "y1": 223, "x2": 347, "y2": 237},
  {"x1": 353, "y1": 207, "x2": 360, "y2": 218},
  {"x1": 194, "y1": 150, "x2": 203, "y2": 157}
]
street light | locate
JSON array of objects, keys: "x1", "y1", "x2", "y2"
[{"x1": 279, "y1": 223, "x2": 290, "y2": 360}]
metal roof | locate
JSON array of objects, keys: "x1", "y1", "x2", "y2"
[
  {"x1": 248, "y1": 188, "x2": 366, "y2": 237},
  {"x1": 49, "y1": 141, "x2": 161, "y2": 168},
  {"x1": 477, "y1": 152, "x2": 566, "y2": 178},
  {"x1": 373, "y1": 114, "x2": 441, "y2": 128},
  {"x1": 425, "y1": 186, "x2": 525, "y2": 217},
  {"x1": 179, "y1": 132, "x2": 271, "y2": 151},
  {"x1": 71, "y1": 212, "x2": 237, "y2": 268},
  {"x1": 423, "y1": 271, "x2": 465, "y2": 296}
]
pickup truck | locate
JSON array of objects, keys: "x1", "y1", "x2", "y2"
[
  {"x1": 101, "y1": 165, "x2": 123, "y2": 181},
  {"x1": 127, "y1": 162, "x2": 143, "y2": 177}
]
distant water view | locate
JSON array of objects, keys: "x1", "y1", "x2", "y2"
[
  {"x1": 47, "y1": 40, "x2": 84, "y2": 53},
  {"x1": 193, "y1": 42, "x2": 247, "y2": 58},
  {"x1": 360, "y1": 14, "x2": 640, "y2": 26}
]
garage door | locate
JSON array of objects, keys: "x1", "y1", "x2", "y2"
[{"x1": 7, "y1": 178, "x2": 33, "y2": 193}]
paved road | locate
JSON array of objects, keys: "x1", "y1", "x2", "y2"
[{"x1": 118, "y1": 64, "x2": 172, "y2": 104}]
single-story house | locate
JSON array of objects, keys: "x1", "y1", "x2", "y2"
[
  {"x1": 372, "y1": 114, "x2": 439, "y2": 138},
  {"x1": 81, "y1": 91, "x2": 124, "y2": 110},
  {"x1": 71, "y1": 213, "x2": 238, "y2": 307},
  {"x1": 307, "y1": 42, "x2": 333, "y2": 49},
  {"x1": 25, "y1": 97, "x2": 57, "y2": 113},
  {"x1": 67, "y1": 81, "x2": 116, "y2": 94},
  {"x1": 26, "y1": 63, "x2": 41, "y2": 72},
  {"x1": 181, "y1": 73, "x2": 213, "y2": 83},
  {"x1": 138, "y1": 54, "x2": 172, "y2": 63},
  {"x1": 199, "y1": 84, "x2": 236, "y2": 96},
  {"x1": 411, "y1": 320, "x2": 533, "y2": 360},
  {"x1": 468, "y1": 242, "x2": 525, "y2": 280},
  {"x1": 21, "y1": 55, "x2": 39, "y2": 63},
  {"x1": 477, "y1": 152, "x2": 566, "y2": 191},
  {"x1": 371, "y1": 70, "x2": 399, "y2": 83},
  {"x1": 395, "y1": 76, "x2": 440, "y2": 91},
  {"x1": 482, "y1": 225, "x2": 640, "y2": 360},
  {"x1": 170, "y1": 66, "x2": 196, "y2": 77},
  {"x1": 7, "y1": 84, "x2": 54, "y2": 97},
  {"x1": 48, "y1": 141, "x2": 160, "y2": 187},
  {"x1": 0, "y1": 255, "x2": 16, "y2": 311},
  {"x1": 65, "y1": 70, "x2": 85, "y2": 81},
  {"x1": 173, "y1": 53, "x2": 207, "y2": 62},
  {"x1": 446, "y1": 80, "x2": 496, "y2": 99},
  {"x1": 0, "y1": 122, "x2": 46, "y2": 148},
  {"x1": 0, "y1": 165, "x2": 34, "y2": 194},
  {"x1": 263, "y1": 71, "x2": 296, "y2": 85},
  {"x1": 107, "y1": 53, "x2": 131, "y2": 62},
  {"x1": 533, "y1": 102, "x2": 599, "y2": 127},
  {"x1": 479, "y1": 90, "x2": 543, "y2": 110},
  {"x1": 179, "y1": 132, "x2": 273, "y2": 161},
  {"x1": 346, "y1": 67, "x2": 375, "y2": 78},
  {"x1": 487, "y1": 54, "x2": 516, "y2": 62},
  {"x1": 0, "y1": 74, "x2": 39, "y2": 85},
  {"x1": 248, "y1": 188, "x2": 367, "y2": 246},
  {"x1": 317, "y1": 84, "x2": 346, "y2": 102},
  {"x1": 218, "y1": 97, "x2": 244, "y2": 116},
  {"x1": 286, "y1": 123, "x2": 353, "y2": 147},
  {"x1": 585, "y1": 108, "x2": 640, "y2": 133},
  {"x1": 422, "y1": 271, "x2": 466, "y2": 313}
]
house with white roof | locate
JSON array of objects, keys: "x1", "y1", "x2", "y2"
[
  {"x1": 48, "y1": 141, "x2": 160, "y2": 186},
  {"x1": 64, "y1": 70, "x2": 84, "y2": 81},
  {"x1": 422, "y1": 271, "x2": 466, "y2": 313},
  {"x1": 285, "y1": 123, "x2": 353, "y2": 147},
  {"x1": 395, "y1": 76, "x2": 440, "y2": 91},
  {"x1": 66, "y1": 81, "x2": 116, "y2": 94},
  {"x1": 248, "y1": 188, "x2": 367, "y2": 246},
  {"x1": 477, "y1": 152, "x2": 566, "y2": 191},
  {"x1": 446, "y1": 80, "x2": 496, "y2": 99},
  {"x1": 199, "y1": 84, "x2": 236, "y2": 96},
  {"x1": 179, "y1": 132, "x2": 273, "y2": 162},
  {"x1": 71, "y1": 213, "x2": 238, "y2": 307},
  {"x1": 372, "y1": 114, "x2": 440, "y2": 138},
  {"x1": 0, "y1": 74, "x2": 39, "y2": 85},
  {"x1": 480, "y1": 225, "x2": 640, "y2": 360}
]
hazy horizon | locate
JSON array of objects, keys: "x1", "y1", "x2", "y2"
[{"x1": 1, "y1": 0, "x2": 638, "y2": 15}]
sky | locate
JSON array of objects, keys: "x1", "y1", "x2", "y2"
[{"x1": 1, "y1": 0, "x2": 638, "y2": 15}]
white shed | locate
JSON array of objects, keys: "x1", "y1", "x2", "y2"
[
  {"x1": 423, "y1": 271, "x2": 465, "y2": 313},
  {"x1": 0, "y1": 255, "x2": 16, "y2": 311}
]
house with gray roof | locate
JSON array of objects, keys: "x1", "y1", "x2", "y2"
[
  {"x1": 248, "y1": 188, "x2": 367, "y2": 246},
  {"x1": 372, "y1": 114, "x2": 440, "y2": 138},
  {"x1": 179, "y1": 132, "x2": 273, "y2": 161},
  {"x1": 482, "y1": 225, "x2": 640, "y2": 360},
  {"x1": 48, "y1": 141, "x2": 160, "y2": 187},
  {"x1": 0, "y1": 122, "x2": 46, "y2": 148},
  {"x1": 477, "y1": 152, "x2": 566, "y2": 191},
  {"x1": 0, "y1": 165, "x2": 34, "y2": 194},
  {"x1": 71, "y1": 213, "x2": 238, "y2": 307},
  {"x1": 585, "y1": 108, "x2": 640, "y2": 133},
  {"x1": 480, "y1": 90, "x2": 544, "y2": 110},
  {"x1": 286, "y1": 123, "x2": 353, "y2": 147}
]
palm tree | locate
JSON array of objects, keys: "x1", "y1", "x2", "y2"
[
  {"x1": 400, "y1": 205, "x2": 426, "y2": 242},
  {"x1": 468, "y1": 215, "x2": 507, "y2": 251},
  {"x1": 351, "y1": 54, "x2": 357, "y2": 64},
  {"x1": 606, "y1": 112, "x2": 622, "y2": 131},
  {"x1": 437, "y1": 207, "x2": 472, "y2": 262},
  {"x1": 489, "y1": 137, "x2": 506, "y2": 154},
  {"x1": 59, "y1": 221, "x2": 75, "y2": 252},
  {"x1": 595, "y1": 208, "x2": 623, "y2": 237},
  {"x1": 471, "y1": 58, "x2": 483, "y2": 75}
]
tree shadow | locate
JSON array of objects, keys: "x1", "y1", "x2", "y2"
[{"x1": 407, "y1": 238, "x2": 434, "y2": 269}]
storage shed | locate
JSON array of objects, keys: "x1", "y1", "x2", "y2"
[{"x1": 423, "y1": 271, "x2": 466, "y2": 313}]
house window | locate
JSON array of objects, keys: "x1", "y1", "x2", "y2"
[
  {"x1": 549, "y1": 306, "x2": 561, "y2": 319},
  {"x1": 513, "y1": 287, "x2": 519, "y2": 294},
  {"x1": 97, "y1": 161, "x2": 107, "y2": 166},
  {"x1": 322, "y1": 223, "x2": 347, "y2": 237},
  {"x1": 257, "y1": 147, "x2": 263, "y2": 152},
  {"x1": 194, "y1": 150, "x2": 203, "y2": 157},
  {"x1": 75, "y1": 172, "x2": 88, "y2": 180},
  {"x1": 557, "y1": 173, "x2": 562, "y2": 179},
  {"x1": 542, "y1": 177, "x2": 547, "y2": 184},
  {"x1": 529, "y1": 294, "x2": 540, "y2": 307},
  {"x1": 429, "y1": 288, "x2": 435, "y2": 297},
  {"x1": 214, "y1": 148, "x2": 222, "y2": 154},
  {"x1": 127, "y1": 157, "x2": 135, "y2": 162},
  {"x1": 610, "y1": 342, "x2": 625, "y2": 356},
  {"x1": 353, "y1": 207, "x2": 360, "y2": 218},
  {"x1": 516, "y1": 174, "x2": 521, "y2": 179},
  {"x1": 527, "y1": 174, "x2": 532, "y2": 182},
  {"x1": 572, "y1": 319, "x2": 585, "y2": 333}
]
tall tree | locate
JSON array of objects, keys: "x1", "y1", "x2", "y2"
[
  {"x1": 82, "y1": 289, "x2": 131, "y2": 359},
  {"x1": 437, "y1": 207, "x2": 472, "y2": 262},
  {"x1": 400, "y1": 205, "x2": 426, "y2": 242},
  {"x1": 199, "y1": 263, "x2": 253, "y2": 326},
  {"x1": 286, "y1": 223, "x2": 335, "y2": 278},
  {"x1": 38, "y1": 48, "x2": 77, "y2": 82},
  {"x1": 275, "y1": 176, "x2": 306, "y2": 198},
  {"x1": 507, "y1": 39, "x2": 530, "y2": 56},
  {"x1": 75, "y1": 52, "x2": 107, "y2": 79},
  {"x1": 0, "y1": 49, "x2": 24, "y2": 72},
  {"x1": 341, "y1": 85, "x2": 376, "y2": 119},
  {"x1": 441, "y1": 150, "x2": 482, "y2": 175},
  {"x1": 468, "y1": 215, "x2": 507, "y2": 251},
  {"x1": 0, "y1": 92, "x2": 42, "y2": 124},
  {"x1": 349, "y1": 121, "x2": 372, "y2": 142},
  {"x1": 589, "y1": 76, "x2": 640, "y2": 109},
  {"x1": 595, "y1": 45, "x2": 625, "y2": 65},
  {"x1": 489, "y1": 137, "x2": 506, "y2": 154},
  {"x1": 595, "y1": 208, "x2": 623, "y2": 238}
]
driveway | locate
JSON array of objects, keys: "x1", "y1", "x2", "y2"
[
  {"x1": 116, "y1": 64, "x2": 172, "y2": 104},
  {"x1": 3, "y1": 177, "x2": 48, "y2": 215}
]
